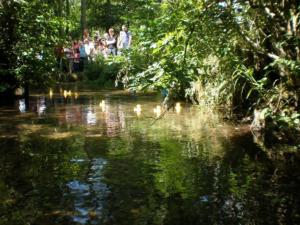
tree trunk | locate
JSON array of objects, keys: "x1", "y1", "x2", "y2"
[
  {"x1": 66, "y1": 0, "x2": 70, "y2": 34},
  {"x1": 24, "y1": 81, "x2": 30, "y2": 110},
  {"x1": 105, "y1": 0, "x2": 112, "y2": 29},
  {"x1": 81, "y1": 0, "x2": 87, "y2": 37}
]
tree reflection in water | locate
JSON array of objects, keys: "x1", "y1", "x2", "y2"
[{"x1": 0, "y1": 89, "x2": 299, "y2": 225}]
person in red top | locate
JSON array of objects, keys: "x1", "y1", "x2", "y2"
[
  {"x1": 72, "y1": 40, "x2": 80, "y2": 72},
  {"x1": 54, "y1": 43, "x2": 64, "y2": 71}
]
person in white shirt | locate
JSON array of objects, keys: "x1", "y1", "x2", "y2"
[
  {"x1": 84, "y1": 40, "x2": 91, "y2": 56},
  {"x1": 117, "y1": 25, "x2": 132, "y2": 54},
  {"x1": 84, "y1": 39, "x2": 95, "y2": 61}
]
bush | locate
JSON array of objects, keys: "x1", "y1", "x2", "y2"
[
  {"x1": 84, "y1": 55, "x2": 124, "y2": 88},
  {"x1": 85, "y1": 57, "x2": 105, "y2": 81}
]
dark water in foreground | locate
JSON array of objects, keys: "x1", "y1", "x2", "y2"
[{"x1": 0, "y1": 89, "x2": 299, "y2": 225}]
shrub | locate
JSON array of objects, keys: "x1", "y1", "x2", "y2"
[{"x1": 84, "y1": 55, "x2": 124, "y2": 88}]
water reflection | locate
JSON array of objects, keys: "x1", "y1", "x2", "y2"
[
  {"x1": 18, "y1": 99, "x2": 26, "y2": 113},
  {"x1": 99, "y1": 100, "x2": 106, "y2": 112},
  {"x1": 175, "y1": 102, "x2": 181, "y2": 114},
  {"x1": 65, "y1": 105, "x2": 81, "y2": 124},
  {"x1": 133, "y1": 104, "x2": 142, "y2": 117},
  {"x1": 37, "y1": 97, "x2": 46, "y2": 116},
  {"x1": 105, "y1": 105, "x2": 126, "y2": 137},
  {"x1": 86, "y1": 106, "x2": 97, "y2": 125},
  {"x1": 49, "y1": 89, "x2": 53, "y2": 99},
  {"x1": 66, "y1": 158, "x2": 108, "y2": 224},
  {"x1": 154, "y1": 105, "x2": 162, "y2": 118},
  {"x1": 0, "y1": 89, "x2": 299, "y2": 225}
]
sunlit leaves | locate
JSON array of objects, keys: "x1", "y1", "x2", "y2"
[{"x1": 115, "y1": 0, "x2": 299, "y2": 138}]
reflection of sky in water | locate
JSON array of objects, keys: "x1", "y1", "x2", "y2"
[
  {"x1": 67, "y1": 181, "x2": 90, "y2": 224},
  {"x1": 66, "y1": 158, "x2": 109, "y2": 224},
  {"x1": 19, "y1": 99, "x2": 26, "y2": 113},
  {"x1": 86, "y1": 106, "x2": 97, "y2": 125},
  {"x1": 37, "y1": 97, "x2": 46, "y2": 116}
]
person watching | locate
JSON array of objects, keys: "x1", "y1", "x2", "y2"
[
  {"x1": 117, "y1": 25, "x2": 132, "y2": 54},
  {"x1": 104, "y1": 28, "x2": 117, "y2": 56}
]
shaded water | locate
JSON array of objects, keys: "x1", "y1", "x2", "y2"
[{"x1": 0, "y1": 88, "x2": 299, "y2": 225}]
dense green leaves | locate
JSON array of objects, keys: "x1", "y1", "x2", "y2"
[
  {"x1": 114, "y1": 0, "x2": 300, "y2": 138},
  {"x1": 0, "y1": 0, "x2": 62, "y2": 94}
]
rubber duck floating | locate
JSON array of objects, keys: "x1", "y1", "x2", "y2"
[
  {"x1": 154, "y1": 105, "x2": 162, "y2": 117},
  {"x1": 175, "y1": 102, "x2": 181, "y2": 113},
  {"x1": 134, "y1": 104, "x2": 142, "y2": 116}
]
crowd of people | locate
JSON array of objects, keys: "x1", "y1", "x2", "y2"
[{"x1": 55, "y1": 25, "x2": 132, "y2": 74}]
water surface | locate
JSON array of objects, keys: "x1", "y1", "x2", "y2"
[{"x1": 0, "y1": 88, "x2": 299, "y2": 225}]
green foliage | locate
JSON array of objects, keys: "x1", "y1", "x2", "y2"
[
  {"x1": 1, "y1": 0, "x2": 299, "y2": 139},
  {"x1": 115, "y1": 0, "x2": 300, "y2": 139},
  {"x1": 87, "y1": 0, "x2": 160, "y2": 30},
  {"x1": 84, "y1": 55, "x2": 124, "y2": 88},
  {"x1": 0, "y1": 0, "x2": 62, "y2": 94}
]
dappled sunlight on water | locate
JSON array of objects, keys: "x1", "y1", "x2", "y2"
[{"x1": 0, "y1": 88, "x2": 299, "y2": 225}]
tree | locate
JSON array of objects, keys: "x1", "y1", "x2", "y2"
[
  {"x1": 81, "y1": 0, "x2": 87, "y2": 35},
  {"x1": 117, "y1": 0, "x2": 300, "y2": 139},
  {"x1": 0, "y1": 0, "x2": 63, "y2": 98}
]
